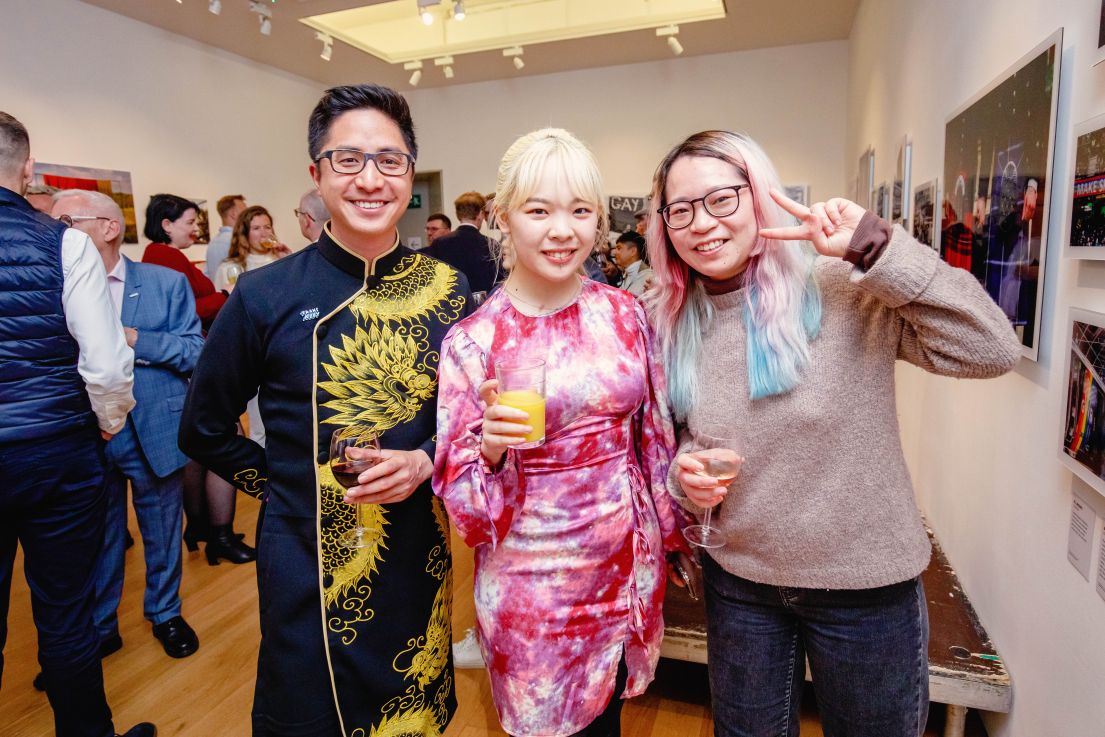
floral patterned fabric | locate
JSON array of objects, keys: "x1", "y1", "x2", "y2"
[{"x1": 433, "y1": 279, "x2": 689, "y2": 737}]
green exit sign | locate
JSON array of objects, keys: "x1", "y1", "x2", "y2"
[{"x1": 409, "y1": 193, "x2": 423, "y2": 208}]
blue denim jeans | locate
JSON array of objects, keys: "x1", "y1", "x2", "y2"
[{"x1": 702, "y1": 555, "x2": 929, "y2": 737}]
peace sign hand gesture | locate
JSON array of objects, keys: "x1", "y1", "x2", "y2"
[{"x1": 758, "y1": 189, "x2": 868, "y2": 259}]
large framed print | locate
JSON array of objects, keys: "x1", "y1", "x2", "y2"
[
  {"x1": 1097, "y1": 0, "x2": 1105, "y2": 67},
  {"x1": 940, "y1": 29, "x2": 1062, "y2": 361},
  {"x1": 1060, "y1": 308, "x2": 1105, "y2": 500},
  {"x1": 912, "y1": 179, "x2": 938, "y2": 249},
  {"x1": 31, "y1": 162, "x2": 138, "y2": 242},
  {"x1": 1067, "y1": 113, "x2": 1105, "y2": 259}
]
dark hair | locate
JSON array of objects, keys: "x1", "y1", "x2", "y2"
[
  {"x1": 144, "y1": 194, "x2": 198, "y2": 243},
  {"x1": 308, "y1": 84, "x2": 417, "y2": 163},
  {"x1": 0, "y1": 111, "x2": 30, "y2": 179},
  {"x1": 616, "y1": 230, "x2": 646, "y2": 257},
  {"x1": 427, "y1": 212, "x2": 452, "y2": 228}
]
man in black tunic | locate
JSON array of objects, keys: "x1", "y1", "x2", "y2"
[{"x1": 181, "y1": 85, "x2": 469, "y2": 737}]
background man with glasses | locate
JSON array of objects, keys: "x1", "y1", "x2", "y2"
[
  {"x1": 181, "y1": 85, "x2": 470, "y2": 737},
  {"x1": 52, "y1": 189, "x2": 204, "y2": 663},
  {"x1": 0, "y1": 111, "x2": 152, "y2": 737},
  {"x1": 295, "y1": 188, "x2": 329, "y2": 243}
]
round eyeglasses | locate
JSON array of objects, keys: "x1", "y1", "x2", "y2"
[
  {"x1": 658, "y1": 184, "x2": 750, "y2": 230},
  {"x1": 316, "y1": 149, "x2": 414, "y2": 177}
]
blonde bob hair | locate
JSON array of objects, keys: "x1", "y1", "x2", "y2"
[{"x1": 493, "y1": 128, "x2": 609, "y2": 256}]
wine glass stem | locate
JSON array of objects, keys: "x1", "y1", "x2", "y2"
[
  {"x1": 356, "y1": 502, "x2": 367, "y2": 532},
  {"x1": 701, "y1": 506, "x2": 713, "y2": 542}
]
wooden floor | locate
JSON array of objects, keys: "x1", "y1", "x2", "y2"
[{"x1": 0, "y1": 495, "x2": 985, "y2": 736}]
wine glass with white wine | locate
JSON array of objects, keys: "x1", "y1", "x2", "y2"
[{"x1": 682, "y1": 431, "x2": 742, "y2": 549}]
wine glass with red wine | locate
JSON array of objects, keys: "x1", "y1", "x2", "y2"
[{"x1": 330, "y1": 427, "x2": 383, "y2": 549}]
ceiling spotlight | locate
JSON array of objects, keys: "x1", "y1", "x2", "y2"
[
  {"x1": 452, "y1": 0, "x2": 466, "y2": 20},
  {"x1": 316, "y1": 32, "x2": 333, "y2": 62},
  {"x1": 656, "y1": 25, "x2": 683, "y2": 56},
  {"x1": 249, "y1": 1, "x2": 272, "y2": 35},
  {"x1": 417, "y1": 0, "x2": 441, "y2": 25},
  {"x1": 434, "y1": 55, "x2": 454, "y2": 79},
  {"x1": 503, "y1": 46, "x2": 524, "y2": 71},
  {"x1": 208, "y1": 0, "x2": 221, "y2": 14},
  {"x1": 404, "y1": 60, "x2": 424, "y2": 87}
]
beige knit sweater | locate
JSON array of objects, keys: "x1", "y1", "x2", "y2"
[{"x1": 669, "y1": 222, "x2": 1022, "y2": 589}]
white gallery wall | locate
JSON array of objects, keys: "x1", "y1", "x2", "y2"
[
  {"x1": 404, "y1": 41, "x2": 848, "y2": 225},
  {"x1": 848, "y1": 1, "x2": 1105, "y2": 735},
  {"x1": 0, "y1": 0, "x2": 323, "y2": 260}
]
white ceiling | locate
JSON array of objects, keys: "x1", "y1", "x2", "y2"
[{"x1": 77, "y1": 0, "x2": 859, "y2": 90}]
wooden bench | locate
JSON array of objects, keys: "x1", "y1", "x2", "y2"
[{"x1": 661, "y1": 529, "x2": 1012, "y2": 737}]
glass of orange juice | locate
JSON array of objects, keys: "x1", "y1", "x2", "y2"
[{"x1": 495, "y1": 358, "x2": 546, "y2": 449}]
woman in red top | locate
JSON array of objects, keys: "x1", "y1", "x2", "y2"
[
  {"x1": 141, "y1": 194, "x2": 226, "y2": 329},
  {"x1": 142, "y1": 194, "x2": 253, "y2": 566}
]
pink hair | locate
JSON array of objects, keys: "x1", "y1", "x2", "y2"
[{"x1": 645, "y1": 130, "x2": 820, "y2": 412}]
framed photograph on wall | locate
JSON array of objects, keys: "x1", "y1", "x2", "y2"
[
  {"x1": 783, "y1": 184, "x2": 810, "y2": 206},
  {"x1": 940, "y1": 29, "x2": 1062, "y2": 361},
  {"x1": 608, "y1": 195, "x2": 648, "y2": 235},
  {"x1": 877, "y1": 182, "x2": 889, "y2": 220},
  {"x1": 893, "y1": 139, "x2": 912, "y2": 226},
  {"x1": 1096, "y1": 0, "x2": 1105, "y2": 67},
  {"x1": 858, "y1": 148, "x2": 875, "y2": 211},
  {"x1": 1060, "y1": 308, "x2": 1105, "y2": 500},
  {"x1": 912, "y1": 179, "x2": 938, "y2": 249},
  {"x1": 1067, "y1": 112, "x2": 1105, "y2": 259},
  {"x1": 31, "y1": 162, "x2": 138, "y2": 242}
]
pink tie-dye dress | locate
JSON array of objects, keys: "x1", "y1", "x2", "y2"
[{"x1": 433, "y1": 278, "x2": 690, "y2": 737}]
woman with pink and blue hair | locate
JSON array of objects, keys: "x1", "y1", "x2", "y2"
[{"x1": 646, "y1": 130, "x2": 1021, "y2": 737}]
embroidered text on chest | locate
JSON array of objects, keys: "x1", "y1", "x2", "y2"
[{"x1": 301, "y1": 307, "x2": 320, "y2": 321}]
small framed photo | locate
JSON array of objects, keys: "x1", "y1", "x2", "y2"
[
  {"x1": 1066, "y1": 112, "x2": 1105, "y2": 259},
  {"x1": 1060, "y1": 308, "x2": 1105, "y2": 500},
  {"x1": 912, "y1": 179, "x2": 938, "y2": 249},
  {"x1": 783, "y1": 184, "x2": 811, "y2": 206},
  {"x1": 877, "y1": 182, "x2": 890, "y2": 220},
  {"x1": 893, "y1": 139, "x2": 912, "y2": 226}
]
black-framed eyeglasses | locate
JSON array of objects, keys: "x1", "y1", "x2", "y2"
[
  {"x1": 294, "y1": 208, "x2": 314, "y2": 222},
  {"x1": 315, "y1": 149, "x2": 414, "y2": 177},
  {"x1": 658, "y1": 184, "x2": 750, "y2": 230},
  {"x1": 56, "y1": 214, "x2": 112, "y2": 227}
]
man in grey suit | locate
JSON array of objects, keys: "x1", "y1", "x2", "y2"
[{"x1": 52, "y1": 189, "x2": 205, "y2": 660}]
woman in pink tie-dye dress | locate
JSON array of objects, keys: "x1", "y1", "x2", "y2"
[{"x1": 432, "y1": 128, "x2": 690, "y2": 737}]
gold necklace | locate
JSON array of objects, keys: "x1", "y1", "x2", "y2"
[{"x1": 505, "y1": 278, "x2": 582, "y2": 316}]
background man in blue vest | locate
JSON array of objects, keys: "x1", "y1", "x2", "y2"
[
  {"x1": 53, "y1": 189, "x2": 204, "y2": 661},
  {"x1": 0, "y1": 111, "x2": 153, "y2": 737}
]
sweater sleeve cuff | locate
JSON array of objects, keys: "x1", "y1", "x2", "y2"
[{"x1": 843, "y1": 211, "x2": 892, "y2": 272}]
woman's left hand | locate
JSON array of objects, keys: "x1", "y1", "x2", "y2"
[{"x1": 759, "y1": 189, "x2": 867, "y2": 259}]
